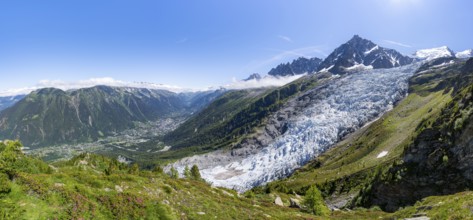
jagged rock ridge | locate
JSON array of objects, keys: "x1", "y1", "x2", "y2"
[
  {"x1": 268, "y1": 57, "x2": 323, "y2": 77},
  {"x1": 317, "y1": 35, "x2": 414, "y2": 74}
]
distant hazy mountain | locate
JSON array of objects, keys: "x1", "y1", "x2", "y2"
[
  {"x1": 0, "y1": 95, "x2": 25, "y2": 112},
  {"x1": 0, "y1": 86, "x2": 223, "y2": 148},
  {"x1": 244, "y1": 73, "x2": 262, "y2": 81},
  {"x1": 317, "y1": 35, "x2": 414, "y2": 74}
]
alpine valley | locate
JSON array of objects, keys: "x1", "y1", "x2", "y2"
[{"x1": 2, "y1": 35, "x2": 473, "y2": 219}]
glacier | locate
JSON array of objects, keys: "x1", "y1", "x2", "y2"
[{"x1": 173, "y1": 63, "x2": 420, "y2": 192}]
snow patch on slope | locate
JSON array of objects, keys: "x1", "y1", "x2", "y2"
[
  {"x1": 364, "y1": 45, "x2": 379, "y2": 55},
  {"x1": 377, "y1": 151, "x2": 388, "y2": 158},
  {"x1": 318, "y1": 65, "x2": 335, "y2": 72},
  {"x1": 174, "y1": 63, "x2": 420, "y2": 191},
  {"x1": 344, "y1": 63, "x2": 373, "y2": 71}
]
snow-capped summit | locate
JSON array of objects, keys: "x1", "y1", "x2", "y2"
[
  {"x1": 414, "y1": 46, "x2": 455, "y2": 61},
  {"x1": 317, "y1": 35, "x2": 414, "y2": 74},
  {"x1": 456, "y1": 49, "x2": 473, "y2": 59}
]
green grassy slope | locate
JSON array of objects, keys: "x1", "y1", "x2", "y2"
[
  {"x1": 164, "y1": 89, "x2": 267, "y2": 150},
  {"x1": 389, "y1": 191, "x2": 473, "y2": 219},
  {"x1": 4, "y1": 140, "x2": 473, "y2": 219},
  {"x1": 0, "y1": 140, "x2": 395, "y2": 219},
  {"x1": 0, "y1": 141, "x2": 307, "y2": 219}
]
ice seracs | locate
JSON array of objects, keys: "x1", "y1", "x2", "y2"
[{"x1": 414, "y1": 46, "x2": 455, "y2": 61}]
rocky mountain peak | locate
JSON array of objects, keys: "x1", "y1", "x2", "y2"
[
  {"x1": 346, "y1": 34, "x2": 377, "y2": 49},
  {"x1": 244, "y1": 73, "x2": 262, "y2": 81},
  {"x1": 317, "y1": 35, "x2": 414, "y2": 74}
]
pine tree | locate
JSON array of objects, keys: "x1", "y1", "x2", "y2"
[
  {"x1": 183, "y1": 165, "x2": 191, "y2": 179},
  {"x1": 152, "y1": 165, "x2": 164, "y2": 174},
  {"x1": 0, "y1": 173, "x2": 11, "y2": 194},
  {"x1": 303, "y1": 185, "x2": 329, "y2": 216},
  {"x1": 190, "y1": 165, "x2": 201, "y2": 181},
  {"x1": 169, "y1": 166, "x2": 179, "y2": 179},
  {"x1": 129, "y1": 163, "x2": 139, "y2": 174},
  {"x1": 105, "y1": 162, "x2": 116, "y2": 176},
  {"x1": 105, "y1": 159, "x2": 120, "y2": 176}
]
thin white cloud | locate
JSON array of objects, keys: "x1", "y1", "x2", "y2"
[
  {"x1": 278, "y1": 35, "x2": 293, "y2": 43},
  {"x1": 0, "y1": 87, "x2": 35, "y2": 97},
  {"x1": 240, "y1": 46, "x2": 328, "y2": 77},
  {"x1": 262, "y1": 46, "x2": 328, "y2": 66},
  {"x1": 389, "y1": 0, "x2": 423, "y2": 6},
  {"x1": 223, "y1": 74, "x2": 304, "y2": 90},
  {"x1": 383, "y1": 40, "x2": 412, "y2": 48},
  {"x1": 0, "y1": 77, "x2": 193, "y2": 97},
  {"x1": 176, "y1": 38, "x2": 188, "y2": 44},
  {"x1": 0, "y1": 75, "x2": 306, "y2": 97}
]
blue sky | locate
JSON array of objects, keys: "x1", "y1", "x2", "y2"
[{"x1": 0, "y1": 0, "x2": 472, "y2": 91}]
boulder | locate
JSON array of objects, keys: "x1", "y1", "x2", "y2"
[
  {"x1": 289, "y1": 198, "x2": 302, "y2": 208},
  {"x1": 274, "y1": 196, "x2": 284, "y2": 206},
  {"x1": 115, "y1": 185, "x2": 123, "y2": 193}
]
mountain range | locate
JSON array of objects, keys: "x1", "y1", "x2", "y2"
[
  {"x1": 0, "y1": 95, "x2": 25, "y2": 111},
  {"x1": 251, "y1": 35, "x2": 416, "y2": 78},
  {"x1": 1, "y1": 35, "x2": 473, "y2": 218},
  {"x1": 0, "y1": 86, "x2": 223, "y2": 148}
]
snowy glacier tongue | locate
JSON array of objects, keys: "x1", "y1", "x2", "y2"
[{"x1": 189, "y1": 64, "x2": 418, "y2": 191}]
